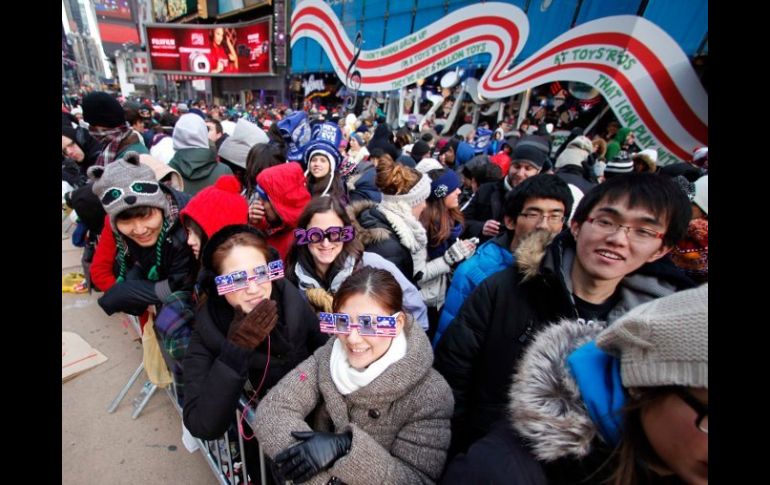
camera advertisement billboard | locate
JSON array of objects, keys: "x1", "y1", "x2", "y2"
[{"x1": 146, "y1": 19, "x2": 272, "y2": 76}]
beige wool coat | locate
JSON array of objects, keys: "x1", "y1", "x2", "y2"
[{"x1": 254, "y1": 319, "x2": 454, "y2": 484}]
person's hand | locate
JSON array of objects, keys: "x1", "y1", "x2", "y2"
[
  {"x1": 274, "y1": 431, "x2": 352, "y2": 484},
  {"x1": 482, "y1": 219, "x2": 501, "y2": 237},
  {"x1": 227, "y1": 299, "x2": 278, "y2": 349},
  {"x1": 443, "y1": 238, "x2": 477, "y2": 266},
  {"x1": 248, "y1": 200, "x2": 266, "y2": 225}
]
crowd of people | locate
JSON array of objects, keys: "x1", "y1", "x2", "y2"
[{"x1": 62, "y1": 90, "x2": 708, "y2": 484}]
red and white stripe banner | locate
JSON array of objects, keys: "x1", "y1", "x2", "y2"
[{"x1": 291, "y1": 0, "x2": 707, "y2": 164}]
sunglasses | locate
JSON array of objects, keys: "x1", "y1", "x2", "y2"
[
  {"x1": 319, "y1": 311, "x2": 400, "y2": 337},
  {"x1": 215, "y1": 260, "x2": 284, "y2": 295},
  {"x1": 294, "y1": 226, "x2": 355, "y2": 245}
]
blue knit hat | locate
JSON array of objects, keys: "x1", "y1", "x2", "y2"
[{"x1": 429, "y1": 169, "x2": 462, "y2": 200}]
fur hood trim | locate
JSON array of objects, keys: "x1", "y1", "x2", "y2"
[
  {"x1": 347, "y1": 199, "x2": 393, "y2": 247},
  {"x1": 509, "y1": 319, "x2": 606, "y2": 462},
  {"x1": 514, "y1": 230, "x2": 557, "y2": 281}
]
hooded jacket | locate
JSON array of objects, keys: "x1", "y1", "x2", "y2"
[
  {"x1": 95, "y1": 186, "x2": 196, "y2": 316},
  {"x1": 254, "y1": 317, "x2": 454, "y2": 485},
  {"x1": 254, "y1": 162, "x2": 312, "y2": 260},
  {"x1": 433, "y1": 229, "x2": 694, "y2": 454},
  {"x1": 183, "y1": 278, "x2": 328, "y2": 440},
  {"x1": 433, "y1": 232, "x2": 514, "y2": 346},
  {"x1": 169, "y1": 144, "x2": 231, "y2": 196},
  {"x1": 605, "y1": 127, "x2": 632, "y2": 161},
  {"x1": 441, "y1": 320, "x2": 618, "y2": 485},
  {"x1": 344, "y1": 160, "x2": 382, "y2": 203}
]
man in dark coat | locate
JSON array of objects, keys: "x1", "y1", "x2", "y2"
[
  {"x1": 462, "y1": 140, "x2": 547, "y2": 242},
  {"x1": 434, "y1": 173, "x2": 694, "y2": 456}
]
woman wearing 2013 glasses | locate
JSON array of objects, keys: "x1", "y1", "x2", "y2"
[
  {"x1": 255, "y1": 267, "x2": 454, "y2": 484},
  {"x1": 182, "y1": 225, "x2": 327, "y2": 447},
  {"x1": 285, "y1": 197, "x2": 429, "y2": 331}
]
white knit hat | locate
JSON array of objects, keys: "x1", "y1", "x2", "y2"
[
  {"x1": 596, "y1": 284, "x2": 708, "y2": 389},
  {"x1": 381, "y1": 173, "x2": 431, "y2": 208},
  {"x1": 555, "y1": 136, "x2": 593, "y2": 169},
  {"x1": 693, "y1": 175, "x2": 708, "y2": 215}
]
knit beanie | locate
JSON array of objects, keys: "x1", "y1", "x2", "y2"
[
  {"x1": 513, "y1": 144, "x2": 546, "y2": 169},
  {"x1": 671, "y1": 218, "x2": 708, "y2": 281},
  {"x1": 180, "y1": 175, "x2": 248, "y2": 238},
  {"x1": 82, "y1": 92, "x2": 126, "y2": 128},
  {"x1": 603, "y1": 157, "x2": 633, "y2": 177},
  {"x1": 218, "y1": 118, "x2": 269, "y2": 168},
  {"x1": 415, "y1": 158, "x2": 443, "y2": 174},
  {"x1": 381, "y1": 173, "x2": 431, "y2": 208},
  {"x1": 555, "y1": 135, "x2": 593, "y2": 169},
  {"x1": 429, "y1": 169, "x2": 462, "y2": 200},
  {"x1": 411, "y1": 140, "x2": 431, "y2": 161},
  {"x1": 88, "y1": 151, "x2": 169, "y2": 231},
  {"x1": 693, "y1": 175, "x2": 708, "y2": 215},
  {"x1": 596, "y1": 284, "x2": 708, "y2": 389},
  {"x1": 173, "y1": 113, "x2": 210, "y2": 150},
  {"x1": 350, "y1": 132, "x2": 364, "y2": 147}
]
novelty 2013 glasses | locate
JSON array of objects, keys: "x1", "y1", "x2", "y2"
[{"x1": 294, "y1": 226, "x2": 355, "y2": 245}]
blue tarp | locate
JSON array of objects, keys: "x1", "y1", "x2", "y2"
[{"x1": 290, "y1": 0, "x2": 707, "y2": 74}]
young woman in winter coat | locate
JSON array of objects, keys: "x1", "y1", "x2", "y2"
[
  {"x1": 183, "y1": 224, "x2": 327, "y2": 442},
  {"x1": 418, "y1": 167, "x2": 477, "y2": 338},
  {"x1": 255, "y1": 267, "x2": 454, "y2": 485},
  {"x1": 442, "y1": 284, "x2": 708, "y2": 485},
  {"x1": 285, "y1": 196, "x2": 428, "y2": 330},
  {"x1": 347, "y1": 155, "x2": 476, "y2": 292}
]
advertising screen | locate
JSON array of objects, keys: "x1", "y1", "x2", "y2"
[
  {"x1": 94, "y1": 0, "x2": 133, "y2": 21},
  {"x1": 146, "y1": 19, "x2": 272, "y2": 76}
]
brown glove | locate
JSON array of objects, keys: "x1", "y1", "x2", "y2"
[{"x1": 227, "y1": 299, "x2": 279, "y2": 349}]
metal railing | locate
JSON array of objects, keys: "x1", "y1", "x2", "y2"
[{"x1": 108, "y1": 314, "x2": 268, "y2": 485}]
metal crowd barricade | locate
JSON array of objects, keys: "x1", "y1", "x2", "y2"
[{"x1": 108, "y1": 314, "x2": 269, "y2": 484}]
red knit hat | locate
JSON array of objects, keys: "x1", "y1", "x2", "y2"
[{"x1": 180, "y1": 175, "x2": 248, "y2": 238}]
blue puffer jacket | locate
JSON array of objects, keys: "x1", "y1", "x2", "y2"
[
  {"x1": 455, "y1": 141, "x2": 476, "y2": 166},
  {"x1": 433, "y1": 232, "x2": 514, "y2": 347}
]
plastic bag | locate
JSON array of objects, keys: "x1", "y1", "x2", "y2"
[{"x1": 142, "y1": 315, "x2": 173, "y2": 388}]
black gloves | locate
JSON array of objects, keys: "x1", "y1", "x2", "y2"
[{"x1": 274, "y1": 430, "x2": 353, "y2": 483}]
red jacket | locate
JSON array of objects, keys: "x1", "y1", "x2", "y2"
[
  {"x1": 255, "y1": 162, "x2": 311, "y2": 260},
  {"x1": 489, "y1": 151, "x2": 511, "y2": 176}
]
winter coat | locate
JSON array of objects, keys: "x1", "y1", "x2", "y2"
[
  {"x1": 461, "y1": 178, "x2": 508, "y2": 241},
  {"x1": 367, "y1": 124, "x2": 400, "y2": 160},
  {"x1": 254, "y1": 162, "x2": 312, "y2": 260},
  {"x1": 254, "y1": 317, "x2": 454, "y2": 485},
  {"x1": 183, "y1": 278, "x2": 328, "y2": 440},
  {"x1": 455, "y1": 141, "x2": 476, "y2": 166},
  {"x1": 489, "y1": 150, "x2": 511, "y2": 176},
  {"x1": 433, "y1": 232, "x2": 514, "y2": 347},
  {"x1": 348, "y1": 200, "x2": 415, "y2": 283},
  {"x1": 96, "y1": 186, "x2": 196, "y2": 316},
  {"x1": 345, "y1": 161, "x2": 382, "y2": 204},
  {"x1": 605, "y1": 127, "x2": 631, "y2": 161},
  {"x1": 444, "y1": 319, "x2": 679, "y2": 484},
  {"x1": 169, "y1": 147, "x2": 232, "y2": 196},
  {"x1": 433, "y1": 229, "x2": 694, "y2": 454}
]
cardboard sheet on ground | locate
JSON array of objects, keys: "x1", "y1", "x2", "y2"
[{"x1": 62, "y1": 331, "x2": 108, "y2": 382}]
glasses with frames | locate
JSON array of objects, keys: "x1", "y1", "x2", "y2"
[
  {"x1": 586, "y1": 216, "x2": 665, "y2": 242},
  {"x1": 294, "y1": 226, "x2": 355, "y2": 245},
  {"x1": 318, "y1": 311, "x2": 400, "y2": 337},
  {"x1": 672, "y1": 388, "x2": 708, "y2": 434},
  {"x1": 215, "y1": 260, "x2": 284, "y2": 295},
  {"x1": 518, "y1": 212, "x2": 565, "y2": 224}
]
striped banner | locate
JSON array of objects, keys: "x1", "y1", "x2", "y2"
[{"x1": 291, "y1": 0, "x2": 707, "y2": 165}]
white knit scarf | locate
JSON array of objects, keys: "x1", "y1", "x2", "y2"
[{"x1": 329, "y1": 331, "x2": 407, "y2": 395}]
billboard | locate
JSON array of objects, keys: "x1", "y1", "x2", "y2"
[
  {"x1": 146, "y1": 19, "x2": 272, "y2": 76},
  {"x1": 94, "y1": 0, "x2": 133, "y2": 22},
  {"x1": 151, "y1": 0, "x2": 198, "y2": 23}
]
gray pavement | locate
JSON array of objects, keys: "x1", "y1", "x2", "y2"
[{"x1": 62, "y1": 223, "x2": 213, "y2": 485}]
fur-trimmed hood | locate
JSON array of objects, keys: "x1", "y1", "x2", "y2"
[
  {"x1": 347, "y1": 199, "x2": 394, "y2": 247},
  {"x1": 514, "y1": 229, "x2": 558, "y2": 281},
  {"x1": 509, "y1": 319, "x2": 606, "y2": 462}
]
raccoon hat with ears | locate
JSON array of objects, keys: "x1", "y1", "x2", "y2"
[{"x1": 88, "y1": 151, "x2": 169, "y2": 231}]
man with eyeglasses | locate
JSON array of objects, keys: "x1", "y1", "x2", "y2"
[
  {"x1": 435, "y1": 173, "x2": 696, "y2": 456},
  {"x1": 434, "y1": 175, "x2": 573, "y2": 347}
]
